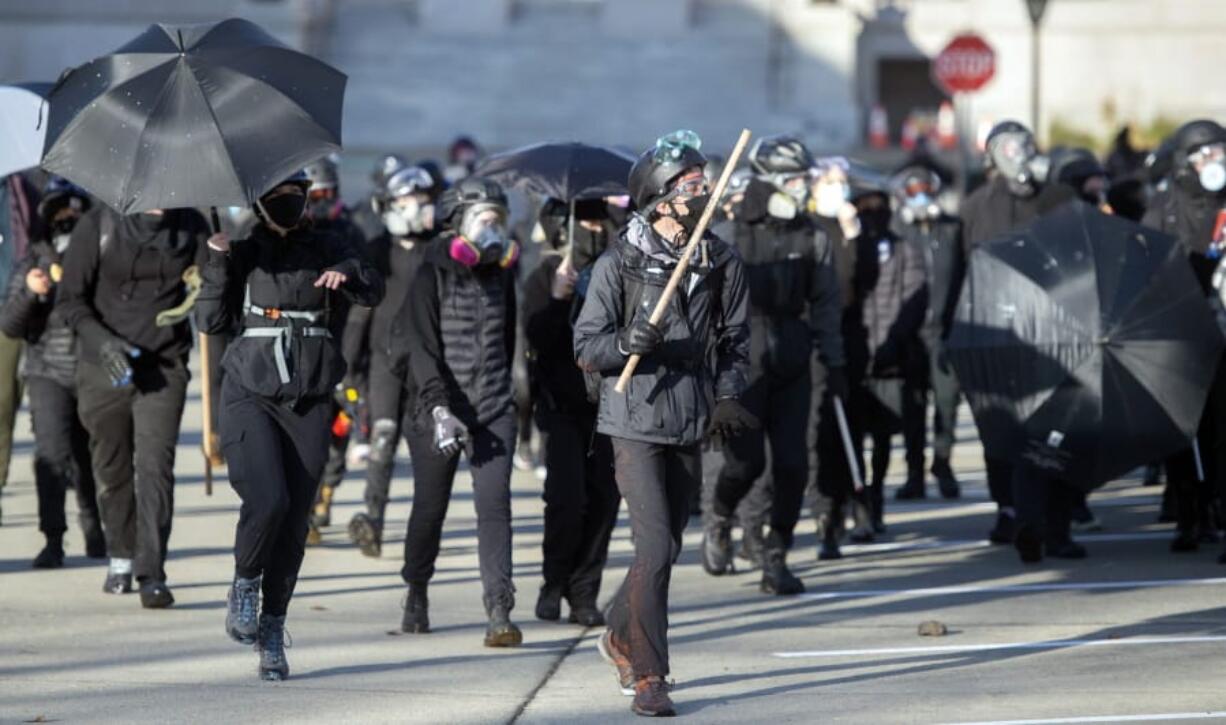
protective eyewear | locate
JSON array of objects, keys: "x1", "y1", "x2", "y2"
[{"x1": 653, "y1": 129, "x2": 702, "y2": 163}]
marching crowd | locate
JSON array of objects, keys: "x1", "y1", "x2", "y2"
[{"x1": 5, "y1": 115, "x2": 1226, "y2": 717}]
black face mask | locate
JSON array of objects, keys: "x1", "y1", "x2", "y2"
[
  {"x1": 859, "y1": 209, "x2": 892, "y2": 240},
  {"x1": 676, "y1": 194, "x2": 710, "y2": 233},
  {"x1": 572, "y1": 226, "x2": 610, "y2": 271},
  {"x1": 259, "y1": 193, "x2": 307, "y2": 230},
  {"x1": 51, "y1": 215, "x2": 79, "y2": 236}
]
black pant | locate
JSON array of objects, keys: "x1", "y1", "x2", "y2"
[
  {"x1": 540, "y1": 414, "x2": 620, "y2": 606},
  {"x1": 1011, "y1": 460, "x2": 1076, "y2": 547},
  {"x1": 29, "y1": 376, "x2": 97, "y2": 538},
  {"x1": 401, "y1": 408, "x2": 517, "y2": 605},
  {"x1": 364, "y1": 356, "x2": 404, "y2": 523},
  {"x1": 1165, "y1": 358, "x2": 1226, "y2": 535},
  {"x1": 713, "y1": 368, "x2": 810, "y2": 547},
  {"x1": 78, "y1": 357, "x2": 188, "y2": 583},
  {"x1": 866, "y1": 373, "x2": 927, "y2": 484},
  {"x1": 606, "y1": 438, "x2": 699, "y2": 678},
  {"x1": 927, "y1": 335, "x2": 961, "y2": 464},
  {"x1": 222, "y1": 377, "x2": 331, "y2": 616}
]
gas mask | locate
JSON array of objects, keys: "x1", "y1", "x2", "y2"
[
  {"x1": 256, "y1": 190, "x2": 307, "y2": 231},
  {"x1": 383, "y1": 197, "x2": 434, "y2": 237},
  {"x1": 307, "y1": 192, "x2": 342, "y2": 222},
  {"x1": 1191, "y1": 144, "x2": 1226, "y2": 193},
  {"x1": 449, "y1": 204, "x2": 519, "y2": 268},
  {"x1": 989, "y1": 132, "x2": 1039, "y2": 196},
  {"x1": 767, "y1": 192, "x2": 799, "y2": 220},
  {"x1": 814, "y1": 182, "x2": 850, "y2": 218},
  {"x1": 899, "y1": 192, "x2": 941, "y2": 225}
]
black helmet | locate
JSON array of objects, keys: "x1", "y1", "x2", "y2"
[
  {"x1": 749, "y1": 135, "x2": 814, "y2": 176},
  {"x1": 303, "y1": 156, "x2": 339, "y2": 192},
  {"x1": 37, "y1": 176, "x2": 90, "y2": 222},
  {"x1": 1172, "y1": 119, "x2": 1226, "y2": 165},
  {"x1": 985, "y1": 120, "x2": 1033, "y2": 149},
  {"x1": 384, "y1": 165, "x2": 442, "y2": 201},
  {"x1": 1048, "y1": 147, "x2": 1104, "y2": 185},
  {"x1": 438, "y1": 176, "x2": 507, "y2": 227},
  {"x1": 1145, "y1": 135, "x2": 1177, "y2": 185},
  {"x1": 370, "y1": 152, "x2": 408, "y2": 188},
  {"x1": 628, "y1": 131, "x2": 708, "y2": 211}
]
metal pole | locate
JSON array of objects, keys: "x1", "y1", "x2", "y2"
[{"x1": 1030, "y1": 17, "x2": 1041, "y2": 137}]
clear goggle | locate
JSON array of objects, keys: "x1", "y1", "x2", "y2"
[
  {"x1": 653, "y1": 129, "x2": 702, "y2": 163},
  {"x1": 387, "y1": 166, "x2": 435, "y2": 198},
  {"x1": 458, "y1": 203, "x2": 508, "y2": 242},
  {"x1": 1188, "y1": 143, "x2": 1226, "y2": 168}
]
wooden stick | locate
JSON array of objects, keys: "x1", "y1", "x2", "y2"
[
  {"x1": 614, "y1": 128, "x2": 752, "y2": 394},
  {"x1": 200, "y1": 330, "x2": 215, "y2": 497}
]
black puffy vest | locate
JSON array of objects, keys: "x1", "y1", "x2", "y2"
[{"x1": 437, "y1": 265, "x2": 514, "y2": 426}]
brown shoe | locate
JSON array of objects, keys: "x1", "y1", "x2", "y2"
[
  {"x1": 631, "y1": 676, "x2": 675, "y2": 717},
  {"x1": 305, "y1": 522, "x2": 323, "y2": 547},
  {"x1": 597, "y1": 630, "x2": 635, "y2": 695}
]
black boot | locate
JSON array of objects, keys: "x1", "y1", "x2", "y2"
[
  {"x1": 226, "y1": 575, "x2": 261, "y2": 644},
  {"x1": 347, "y1": 513, "x2": 383, "y2": 558},
  {"x1": 32, "y1": 534, "x2": 65, "y2": 569},
  {"x1": 1171, "y1": 530, "x2": 1199, "y2": 552},
  {"x1": 483, "y1": 592, "x2": 523, "y2": 648},
  {"x1": 139, "y1": 580, "x2": 175, "y2": 609},
  {"x1": 103, "y1": 559, "x2": 133, "y2": 594},
  {"x1": 816, "y1": 513, "x2": 842, "y2": 560},
  {"x1": 739, "y1": 519, "x2": 766, "y2": 568},
  {"x1": 760, "y1": 531, "x2": 804, "y2": 595},
  {"x1": 701, "y1": 514, "x2": 735, "y2": 575},
  {"x1": 567, "y1": 600, "x2": 606, "y2": 627},
  {"x1": 80, "y1": 513, "x2": 107, "y2": 559},
  {"x1": 401, "y1": 582, "x2": 430, "y2": 633},
  {"x1": 535, "y1": 584, "x2": 563, "y2": 622},
  {"x1": 932, "y1": 458, "x2": 961, "y2": 499},
  {"x1": 255, "y1": 614, "x2": 290, "y2": 681},
  {"x1": 849, "y1": 500, "x2": 875, "y2": 543},
  {"x1": 1143, "y1": 463, "x2": 1162, "y2": 487},
  {"x1": 1014, "y1": 523, "x2": 1043, "y2": 563},
  {"x1": 895, "y1": 473, "x2": 927, "y2": 500},
  {"x1": 988, "y1": 511, "x2": 1016, "y2": 544}
]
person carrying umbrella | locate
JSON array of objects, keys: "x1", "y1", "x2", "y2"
[
  {"x1": 574, "y1": 130, "x2": 753, "y2": 717},
  {"x1": 196, "y1": 171, "x2": 382, "y2": 680},
  {"x1": 390, "y1": 176, "x2": 524, "y2": 647}
]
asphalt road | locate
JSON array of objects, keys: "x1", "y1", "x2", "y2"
[{"x1": 2, "y1": 373, "x2": 1226, "y2": 724}]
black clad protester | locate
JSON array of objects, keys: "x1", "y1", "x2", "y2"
[
  {"x1": 0, "y1": 179, "x2": 102, "y2": 568},
  {"x1": 891, "y1": 165, "x2": 963, "y2": 500},
  {"x1": 1143, "y1": 119, "x2": 1226, "y2": 557},
  {"x1": 575, "y1": 130, "x2": 752, "y2": 717},
  {"x1": 523, "y1": 198, "x2": 621, "y2": 625},
  {"x1": 57, "y1": 198, "x2": 211, "y2": 608},
  {"x1": 347, "y1": 164, "x2": 443, "y2": 558},
  {"x1": 702, "y1": 135, "x2": 844, "y2": 596},
  {"x1": 196, "y1": 171, "x2": 383, "y2": 681},
  {"x1": 390, "y1": 176, "x2": 524, "y2": 647},
  {"x1": 959, "y1": 121, "x2": 1078, "y2": 547}
]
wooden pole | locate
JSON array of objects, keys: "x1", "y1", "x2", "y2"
[
  {"x1": 200, "y1": 331, "x2": 215, "y2": 496},
  {"x1": 613, "y1": 128, "x2": 752, "y2": 394}
]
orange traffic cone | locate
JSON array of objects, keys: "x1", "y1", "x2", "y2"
[{"x1": 868, "y1": 104, "x2": 889, "y2": 149}]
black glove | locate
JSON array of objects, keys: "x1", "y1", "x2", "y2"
[
  {"x1": 619, "y1": 317, "x2": 663, "y2": 356},
  {"x1": 826, "y1": 365, "x2": 850, "y2": 403},
  {"x1": 706, "y1": 398, "x2": 760, "y2": 441},
  {"x1": 99, "y1": 339, "x2": 140, "y2": 388},
  {"x1": 431, "y1": 406, "x2": 469, "y2": 457}
]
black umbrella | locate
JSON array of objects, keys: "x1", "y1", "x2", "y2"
[
  {"x1": 41, "y1": 18, "x2": 345, "y2": 214},
  {"x1": 947, "y1": 201, "x2": 1225, "y2": 490},
  {"x1": 474, "y1": 142, "x2": 635, "y2": 202}
]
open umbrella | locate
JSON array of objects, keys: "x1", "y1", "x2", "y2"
[
  {"x1": 946, "y1": 201, "x2": 1225, "y2": 490},
  {"x1": 475, "y1": 142, "x2": 634, "y2": 202},
  {"x1": 41, "y1": 17, "x2": 345, "y2": 214},
  {"x1": 0, "y1": 83, "x2": 52, "y2": 178}
]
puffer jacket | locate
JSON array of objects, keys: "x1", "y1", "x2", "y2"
[
  {"x1": 853, "y1": 229, "x2": 928, "y2": 378},
  {"x1": 0, "y1": 239, "x2": 76, "y2": 387},
  {"x1": 574, "y1": 214, "x2": 750, "y2": 446}
]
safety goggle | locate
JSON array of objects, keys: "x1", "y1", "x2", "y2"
[
  {"x1": 1188, "y1": 143, "x2": 1226, "y2": 167},
  {"x1": 990, "y1": 133, "x2": 1034, "y2": 161},
  {"x1": 387, "y1": 166, "x2": 435, "y2": 198},
  {"x1": 653, "y1": 129, "x2": 702, "y2": 163},
  {"x1": 902, "y1": 177, "x2": 939, "y2": 197},
  {"x1": 670, "y1": 174, "x2": 711, "y2": 201},
  {"x1": 459, "y1": 203, "x2": 507, "y2": 240}
]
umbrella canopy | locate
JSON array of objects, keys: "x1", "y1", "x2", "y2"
[
  {"x1": 947, "y1": 201, "x2": 1225, "y2": 490},
  {"x1": 0, "y1": 83, "x2": 52, "y2": 178},
  {"x1": 475, "y1": 142, "x2": 635, "y2": 202},
  {"x1": 41, "y1": 18, "x2": 345, "y2": 214}
]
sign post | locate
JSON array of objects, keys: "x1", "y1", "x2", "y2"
[
  {"x1": 933, "y1": 33, "x2": 997, "y2": 195},
  {"x1": 1025, "y1": 0, "x2": 1050, "y2": 137}
]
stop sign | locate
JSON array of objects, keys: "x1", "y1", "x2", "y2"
[{"x1": 933, "y1": 34, "x2": 996, "y2": 95}]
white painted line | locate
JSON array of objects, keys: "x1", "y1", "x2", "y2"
[
  {"x1": 838, "y1": 531, "x2": 1169, "y2": 556},
  {"x1": 773, "y1": 635, "x2": 1226, "y2": 659},
  {"x1": 944, "y1": 712, "x2": 1226, "y2": 725},
  {"x1": 799, "y1": 576, "x2": 1226, "y2": 601}
]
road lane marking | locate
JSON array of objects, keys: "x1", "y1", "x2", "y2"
[
  {"x1": 773, "y1": 635, "x2": 1226, "y2": 659},
  {"x1": 798, "y1": 576, "x2": 1226, "y2": 601},
  {"x1": 944, "y1": 713, "x2": 1226, "y2": 724}
]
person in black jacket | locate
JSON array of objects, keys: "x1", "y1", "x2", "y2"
[
  {"x1": 390, "y1": 176, "x2": 524, "y2": 647},
  {"x1": 346, "y1": 164, "x2": 443, "y2": 558},
  {"x1": 0, "y1": 179, "x2": 102, "y2": 568},
  {"x1": 959, "y1": 121, "x2": 1078, "y2": 548},
  {"x1": 891, "y1": 165, "x2": 964, "y2": 500},
  {"x1": 574, "y1": 131, "x2": 753, "y2": 717},
  {"x1": 702, "y1": 135, "x2": 844, "y2": 596},
  {"x1": 523, "y1": 197, "x2": 621, "y2": 625},
  {"x1": 196, "y1": 171, "x2": 383, "y2": 681},
  {"x1": 57, "y1": 199, "x2": 211, "y2": 608},
  {"x1": 1144, "y1": 119, "x2": 1226, "y2": 558}
]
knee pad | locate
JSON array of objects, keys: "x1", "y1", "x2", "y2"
[{"x1": 369, "y1": 419, "x2": 398, "y2": 464}]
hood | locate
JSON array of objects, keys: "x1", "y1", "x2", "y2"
[{"x1": 622, "y1": 213, "x2": 730, "y2": 270}]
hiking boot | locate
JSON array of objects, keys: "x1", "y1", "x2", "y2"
[
  {"x1": 347, "y1": 513, "x2": 382, "y2": 558},
  {"x1": 988, "y1": 511, "x2": 1016, "y2": 544},
  {"x1": 32, "y1": 536, "x2": 64, "y2": 569},
  {"x1": 569, "y1": 603, "x2": 605, "y2": 627},
  {"x1": 700, "y1": 515, "x2": 734, "y2": 576},
  {"x1": 738, "y1": 520, "x2": 766, "y2": 568},
  {"x1": 933, "y1": 459, "x2": 961, "y2": 499},
  {"x1": 139, "y1": 581, "x2": 175, "y2": 609},
  {"x1": 631, "y1": 676, "x2": 676, "y2": 717},
  {"x1": 597, "y1": 629, "x2": 635, "y2": 695},
  {"x1": 760, "y1": 532, "x2": 804, "y2": 596},
  {"x1": 535, "y1": 585, "x2": 563, "y2": 622},
  {"x1": 226, "y1": 575, "x2": 261, "y2": 644},
  {"x1": 311, "y1": 484, "x2": 336, "y2": 528},
  {"x1": 401, "y1": 582, "x2": 430, "y2": 633},
  {"x1": 815, "y1": 514, "x2": 842, "y2": 561},
  {"x1": 255, "y1": 614, "x2": 290, "y2": 681},
  {"x1": 483, "y1": 593, "x2": 523, "y2": 648}
]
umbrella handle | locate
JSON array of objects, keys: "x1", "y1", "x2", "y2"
[{"x1": 209, "y1": 207, "x2": 222, "y2": 235}]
